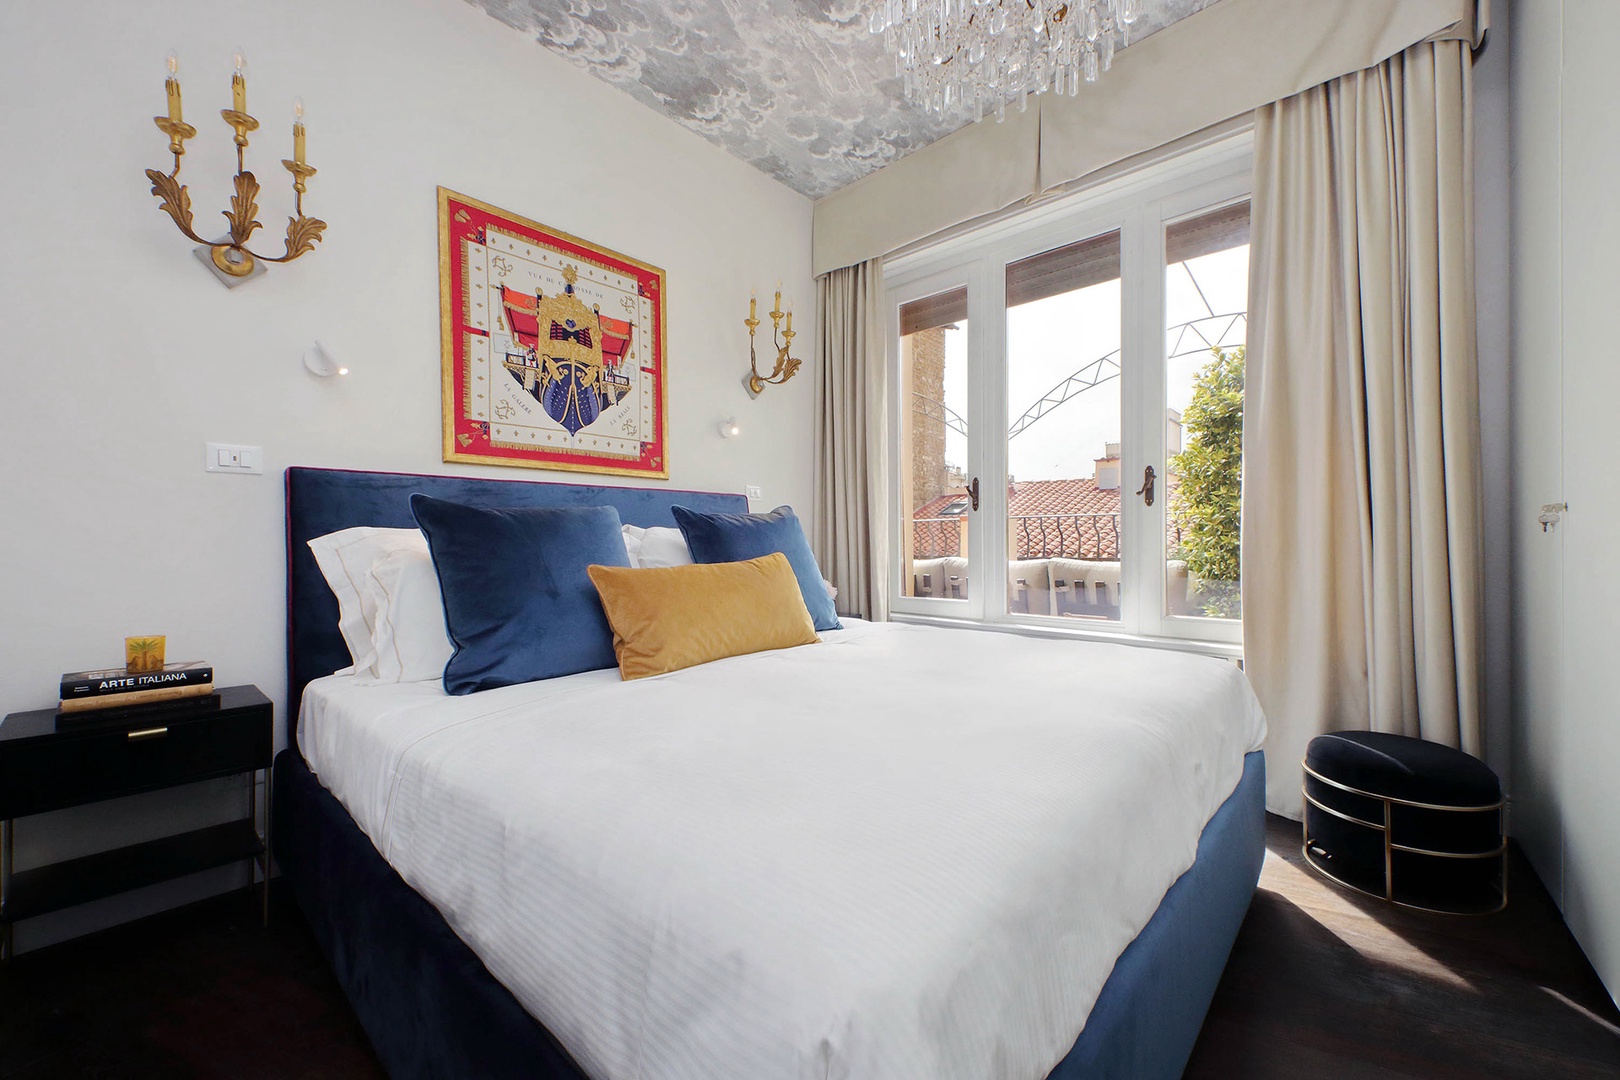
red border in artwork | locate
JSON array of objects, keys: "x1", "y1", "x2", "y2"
[{"x1": 437, "y1": 187, "x2": 668, "y2": 479}]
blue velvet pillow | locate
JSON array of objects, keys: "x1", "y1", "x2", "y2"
[
  {"x1": 410, "y1": 494, "x2": 630, "y2": 695},
  {"x1": 671, "y1": 505, "x2": 842, "y2": 631}
]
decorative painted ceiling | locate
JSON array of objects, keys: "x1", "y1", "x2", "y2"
[{"x1": 466, "y1": 0, "x2": 1218, "y2": 200}]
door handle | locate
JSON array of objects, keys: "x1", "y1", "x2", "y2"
[
  {"x1": 126, "y1": 726, "x2": 169, "y2": 741},
  {"x1": 1136, "y1": 465, "x2": 1156, "y2": 507},
  {"x1": 965, "y1": 477, "x2": 979, "y2": 512}
]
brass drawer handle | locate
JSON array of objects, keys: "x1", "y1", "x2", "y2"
[{"x1": 126, "y1": 726, "x2": 169, "y2": 741}]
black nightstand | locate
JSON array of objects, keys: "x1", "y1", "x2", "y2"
[{"x1": 0, "y1": 685, "x2": 274, "y2": 958}]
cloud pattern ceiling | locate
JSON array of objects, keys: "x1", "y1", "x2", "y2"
[{"x1": 467, "y1": 0, "x2": 1218, "y2": 200}]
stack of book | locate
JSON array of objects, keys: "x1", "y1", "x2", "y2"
[{"x1": 58, "y1": 662, "x2": 214, "y2": 715}]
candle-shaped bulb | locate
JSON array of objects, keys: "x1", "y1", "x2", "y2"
[
  {"x1": 292, "y1": 96, "x2": 307, "y2": 165},
  {"x1": 785, "y1": 307, "x2": 793, "y2": 333},
  {"x1": 774, "y1": 282, "x2": 782, "y2": 313},
  {"x1": 233, "y1": 47, "x2": 247, "y2": 76},
  {"x1": 232, "y1": 47, "x2": 247, "y2": 113},
  {"x1": 749, "y1": 290, "x2": 757, "y2": 321},
  {"x1": 164, "y1": 49, "x2": 183, "y2": 122}
]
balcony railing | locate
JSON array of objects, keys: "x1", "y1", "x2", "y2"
[
  {"x1": 911, "y1": 516, "x2": 965, "y2": 559},
  {"x1": 1012, "y1": 512, "x2": 1120, "y2": 561},
  {"x1": 911, "y1": 512, "x2": 1124, "y2": 560},
  {"x1": 911, "y1": 510, "x2": 1186, "y2": 561}
]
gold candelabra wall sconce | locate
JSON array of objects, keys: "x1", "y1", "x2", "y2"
[
  {"x1": 146, "y1": 49, "x2": 326, "y2": 288},
  {"x1": 744, "y1": 285, "x2": 802, "y2": 397}
]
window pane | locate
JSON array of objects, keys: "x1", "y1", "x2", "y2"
[
  {"x1": 1164, "y1": 202, "x2": 1249, "y2": 621},
  {"x1": 1004, "y1": 231, "x2": 1123, "y2": 621},
  {"x1": 900, "y1": 288, "x2": 969, "y2": 602}
]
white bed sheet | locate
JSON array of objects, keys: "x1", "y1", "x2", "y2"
[{"x1": 299, "y1": 619, "x2": 1266, "y2": 1080}]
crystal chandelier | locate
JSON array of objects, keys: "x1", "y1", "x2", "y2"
[{"x1": 870, "y1": 0, "x2": 1153, "y2": 123}]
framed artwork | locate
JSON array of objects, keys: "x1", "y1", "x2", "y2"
[{"x1": 438, "y1": 187, "x2": 668, "y2": 478}]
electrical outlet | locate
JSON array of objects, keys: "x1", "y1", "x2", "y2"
[
  {"x1": 745, "y1": 485, "x2": 763, "y2": 500},
  {"x1": 205, "y1": 443, "x2": 264, "y2": 474}
]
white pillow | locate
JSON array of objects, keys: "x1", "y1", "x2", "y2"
[
  {"x1": 622, "y1": 524, "x2": 835, "y2": 597},
  {"x1": 307, "y1": 526, "x2": 427, "y2": 674},
  {"x1": 366, "y1": 547, "x2": 454, "y2": 683},
  {"x1": 637, "y1": 526, "x2": 693, "y2": 568},
  {"x1": 620, "y1": 524, "x2": 646, "y2": 568}
]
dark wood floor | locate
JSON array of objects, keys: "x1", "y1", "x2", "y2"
[
  {"x1": 0, "y1": 887, "x2": 384, "y2": 1080},
  {"x1": 4, "y1": 815, "x2": 1618, "y2": 1079},
  {"x1": 1186, "y1": 816, "x2": 1620, "y2": 1079}
]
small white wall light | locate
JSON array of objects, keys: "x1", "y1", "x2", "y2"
[
  {"x1": 717, "y1": 417, "x2": 741, "y2": 439},
  {"x1": 303, "y1": 340, "x2": 349, "y2": 377}
]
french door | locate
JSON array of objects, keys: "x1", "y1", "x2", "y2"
[
  {"x1": 893, "y1": 267, "x2": 988, "y2": 621},
  {"x1": 886, "y1": 137, "x2": 1252, "y2": 646}
]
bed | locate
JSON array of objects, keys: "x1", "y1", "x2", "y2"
[{"x1": 275, "y1": 466, "x2": 1267, "y2": 1080}]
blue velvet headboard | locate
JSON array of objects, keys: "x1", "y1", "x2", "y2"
[{"x1": 285, "y1": 467, "x2": 747, "y2": 736}]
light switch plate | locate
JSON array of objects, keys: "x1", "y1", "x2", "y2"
[
  {"x1": 205, "y1": 443, "x2": 264, "y2": 474},
  {"x1": 745, "y1": 484, "x2": 763, "y2": 500}
]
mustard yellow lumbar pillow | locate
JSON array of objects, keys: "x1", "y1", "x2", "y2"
[{"x1": 586, "y1": 552, "x2": 820, "y2": 680}]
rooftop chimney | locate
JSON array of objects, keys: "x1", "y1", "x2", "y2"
[{"x1": 1095, "y1": 442, "x2": 1121, "y2": 490}]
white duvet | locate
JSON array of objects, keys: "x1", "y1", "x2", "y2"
[{"x1": 299, "y1": 619, "x2": 1265, "y2": 1080}]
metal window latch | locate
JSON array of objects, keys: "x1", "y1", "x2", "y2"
[
  {"x1": 965, "y1": 477, "x2": 980, "y2": 512},
  {"x1": 1136, "y1": 465, "x2": 1156, "y2": 507},
  {"x1": 1539, "y1": 502, "x2": 1568, "y2": 533}
]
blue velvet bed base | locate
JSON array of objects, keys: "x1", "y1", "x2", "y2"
[
  {"x1": 278, "y1": 466, "x2": 1267, "y2": 1079},
  {"x1": 1049, "y1": 750, "x2": 1265, "y2": 1079},
  {"x1": 273, "y1": 749, "x2": 1263, "y2": 1080}
]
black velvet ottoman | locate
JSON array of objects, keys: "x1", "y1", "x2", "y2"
[{"x1": 1302, "y1": 731, "x2": 1505, "y2": 914}]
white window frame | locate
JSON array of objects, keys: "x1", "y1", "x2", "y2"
[
  {"x1": 886, "y1": 264, "x2": 988, "y2": 624},
  {"x1": 884, "y1": 131, "x2": 1253, "y2": 651}
]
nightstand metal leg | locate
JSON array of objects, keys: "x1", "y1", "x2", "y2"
[
  {"x1": 1, "y1": 818, "x2": 13, "y2": 961},
  {"x1": 256, "y1": 768, "x2": 272, "y2": 928}
]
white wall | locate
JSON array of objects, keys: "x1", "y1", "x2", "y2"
[
  {"x1": 1510, "y1": 0, "x2": 1620, "y2": 1003},
  {"x1": 1507, "y1": 0, "x2": 1566, "y2": 913},
  {"x1": 1548, "y1": 0, "x2": 1620, "y2": 1001},
  {"x1": 0, "y1": 0, "x2": 814, "y2": 951},
  {"x1": 1475, "y1": 6, "x2": 1514, "y2": 789}
]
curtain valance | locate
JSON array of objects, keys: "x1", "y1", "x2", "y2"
[{"x1": 812, "y1": 0, "x2": 1486, "y2": 277}]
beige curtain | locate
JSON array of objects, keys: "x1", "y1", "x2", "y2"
[
  {"x1": 1245, "y1": 40, "x2": 1483, "y2": 818},
  {"x1": 814, "y1": 259, "x2": 889, "y2": 621}
]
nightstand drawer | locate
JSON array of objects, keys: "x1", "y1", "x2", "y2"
[{"x1": 0, "y1": 689, "x2": 272, "y2": 819}]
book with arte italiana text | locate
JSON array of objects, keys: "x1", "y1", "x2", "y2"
[{"x1": 59, "y1": 662, "x2": 214, "y2": 700}]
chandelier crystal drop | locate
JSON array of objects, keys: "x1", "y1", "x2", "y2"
[{"x1": 870, "y1": 0, "x2": 1154, "y2": 122}]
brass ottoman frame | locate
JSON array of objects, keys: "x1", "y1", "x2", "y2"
[{"x1": 1301, "y1": 760, "x2": 1507, "y2": 915}]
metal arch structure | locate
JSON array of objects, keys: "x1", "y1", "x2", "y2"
[
  {"x1": 1002, "y1": 310, "x2": 1245, "y2": 441},
  {"x1": 911, "y1": 245, "x2": 1250, "y2": 444},
  {"x1": 1167, "y1": 311, "x2": 1247, "y2": 365},
  {"x1": 1007, "y1": 351, "x2": 1121, "y2": 440},
  {"x1": 911, "y1": 391, "x2": 968, "y2": 438}
]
